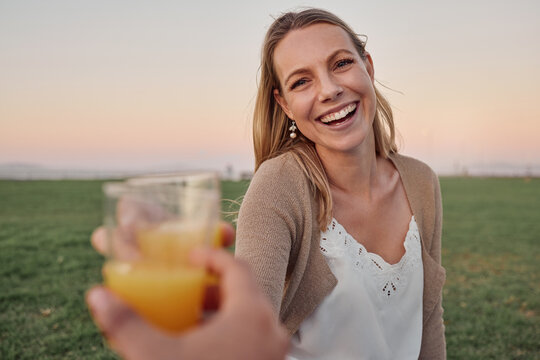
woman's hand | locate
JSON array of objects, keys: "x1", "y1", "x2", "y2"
[
  {"x1": 87, "y1": 247, "x2": 289, "y2": 360},
  {"x1": 87, "y1": 197, "x2": 287, "y2": 359}
]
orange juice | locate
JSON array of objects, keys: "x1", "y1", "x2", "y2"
[
  {"x1": 103, "y1": 221, "x2": 221, "y2": 333},
  {"x1": 103, "y1": 261, "x2": 206, "y2": 333},
  {"x1": 136, "y1": 221, "x2": 222, "y2": 264}
]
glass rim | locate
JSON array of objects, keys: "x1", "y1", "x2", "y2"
[{"x1": 102, "y1": 171, "x2": 220, "y2": 197}]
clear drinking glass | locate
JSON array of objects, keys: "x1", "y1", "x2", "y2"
[{"x1": 101, "y1": 172, "x2": 220, "y2": 333}]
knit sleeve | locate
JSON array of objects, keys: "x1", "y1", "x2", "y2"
[
  {"x1": 430, "y1": 169, "x2": 443, "y2": 263},
  {"x1": 235, "y1": 154, "x2": 309, "y2": 313},
  {"x1": 419, "y1": 169, "x2": 447, "y2": 359}
]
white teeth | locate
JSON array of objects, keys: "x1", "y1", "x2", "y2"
[{"x1": 320, "y1": 103, "x2": 357, "y2": 123}]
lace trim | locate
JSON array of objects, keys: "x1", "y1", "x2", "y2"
[{"x1": 320, "y1": 216, "x2": 422, "y2": 301}]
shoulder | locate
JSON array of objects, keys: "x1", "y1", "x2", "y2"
[
  {"x1": 256, "y1": 152, "x2": 305, "y2": 180},
  {"x1": 240, "y1": 151, "x2": 314, "y2": 232},
  {"x1": 389, "y1": 153, "x2": 437, "y2": 180},
  {"x1": 249, "y1": 152, "x2": 309, "y2": 194},
  {"x1": 239, "y1": 152, "x2": 313, "y2": 220}
]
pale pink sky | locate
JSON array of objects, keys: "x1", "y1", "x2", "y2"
[{"x1": 1, "y1": 0, "x2": 539, "y2": 174}]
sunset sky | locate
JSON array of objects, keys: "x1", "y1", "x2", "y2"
[{"x1": 1, "y1": 0, "x2": 539, "y2": 175}]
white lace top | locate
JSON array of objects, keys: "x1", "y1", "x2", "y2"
[{"x1": 287, "y1": 216, "x2": 424, "y2": 360}]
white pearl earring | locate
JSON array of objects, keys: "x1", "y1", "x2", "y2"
[{"x1": 289, "y1": 120, "x2": 297, "y2": 139}]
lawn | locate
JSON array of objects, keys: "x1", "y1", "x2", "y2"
[{"x1": 0, "y1": 177, "x2": 538, "y2": 359}]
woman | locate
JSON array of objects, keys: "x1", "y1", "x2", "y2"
[{"x1": 235, "y1": 8, "x2": 446, "y2": 359}]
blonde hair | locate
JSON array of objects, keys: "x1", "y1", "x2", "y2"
[{"x1": 253, "y1": 8, "x2": 397, "y2": 231}]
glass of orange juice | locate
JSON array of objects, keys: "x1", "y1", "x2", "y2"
[{"x1": 101, "y1": 172, "x2": 220, "y2": 333}]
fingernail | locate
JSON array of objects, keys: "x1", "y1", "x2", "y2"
[{"x1": 87, "y1": 286, "x2": 108, "y2": 310}]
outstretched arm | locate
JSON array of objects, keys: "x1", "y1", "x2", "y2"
[{"x1": 87, "y1": 247, "x2": 289, "y2": 360}]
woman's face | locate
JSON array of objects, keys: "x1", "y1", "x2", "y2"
[{"x1": 273, "y1": 23, "x2": 377, "y2": 156}]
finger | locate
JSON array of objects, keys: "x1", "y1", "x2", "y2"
[
  {"x1": 190, "y1": 247, "x2": 238, "y2": 275},
  {"x1": 86, "y1": 286, "x2": 182, "y2": 360},
  {"x1": 117, "y1": 197, "x2": 145, "y2": 239},
  {"x1": 86, "y1": 286, "x2": 138, "y2": 340},
  {"x1": 218, "y1": 221, "x2": 235, "y2": 248},
  {"x1": 190, "y1": 248, "x2": 259, "y2": 307},
  {"x1": 117, "y1": 196, "x2": 172, "y2": 230},
  {"x1": 91, "y1": 226, "x2": 140, "y2": 260},
  {"x1": 91, "y1": 227, "x2": 108, "y2": 255}
]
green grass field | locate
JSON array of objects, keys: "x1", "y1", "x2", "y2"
[{"x1": 0, "y1": 177, "x2": 538, "y2": 359}]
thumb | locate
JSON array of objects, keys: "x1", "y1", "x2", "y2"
[{"x1": 86, "y1": 286, "x2": 184, "y2": 360}]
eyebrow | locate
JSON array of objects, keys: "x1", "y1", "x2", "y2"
[{"x1": 282, "y1": 49, "x2": 356, "y2": 87}]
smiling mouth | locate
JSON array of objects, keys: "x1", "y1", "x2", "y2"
[{"x1": 318, "y1": 103, "x2": 357, "y2": 125}]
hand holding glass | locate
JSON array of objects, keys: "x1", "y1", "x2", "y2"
[{"x1": 102, "y1": 172, "x2": 221, "y2": 333}]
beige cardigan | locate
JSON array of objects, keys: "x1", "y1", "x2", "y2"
[{"x1": 236, "y1": 152, "x2": 446, "y2": 359}]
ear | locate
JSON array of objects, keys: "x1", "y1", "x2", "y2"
[
  {"x1": 364, "y1": 52, "x2": 375, "y2": 83},
  {"x1": 273, "y1": 88, "x2": 294, "y2": 120}
]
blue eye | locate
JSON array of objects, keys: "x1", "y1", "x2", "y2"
[
  {"x1": 336, "y1": 58, "x2": 354, "y2": 68},
  {"x1": 290, "y1": 78, "x2": 308, "y2": 90}
]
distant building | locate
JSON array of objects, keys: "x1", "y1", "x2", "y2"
[
  {"x1": 239, "y1": 171, "x2": 253, "y2": 181},
  {"x1": 224, "y1": 164, "x2": 234, "y2": 180}
]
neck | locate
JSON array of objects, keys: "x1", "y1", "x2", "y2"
[{"x1": 316, "y1": 134, "x2": 380, "y2": 199}]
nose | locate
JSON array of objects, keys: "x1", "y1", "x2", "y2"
[{"x1": 317, "y1": 73, "x2": 343, "y2": 102}]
